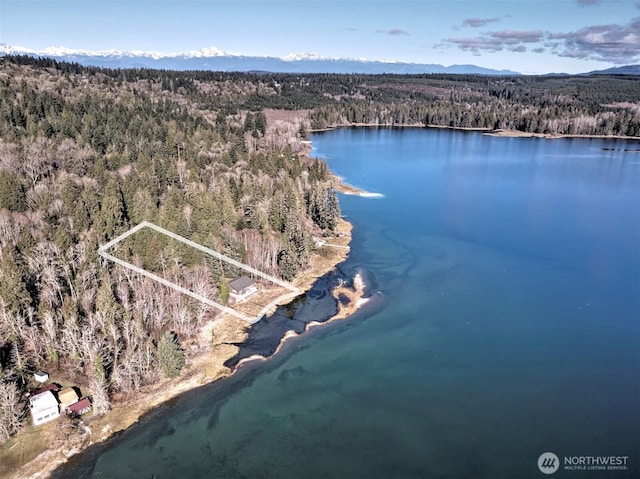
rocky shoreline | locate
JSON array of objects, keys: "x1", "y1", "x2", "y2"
[{"x1": 5, "y1": 209, "x2": 365, "y2": 479}]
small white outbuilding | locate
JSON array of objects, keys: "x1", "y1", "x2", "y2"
[{"x1": 34, "y1": 371, "x2": 49, "y2": 384}]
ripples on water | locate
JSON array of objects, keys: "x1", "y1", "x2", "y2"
[{"x1": 53, "y1": 129, "x2": 639, "y2": 479}]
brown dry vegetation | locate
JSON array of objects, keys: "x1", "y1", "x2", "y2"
[
  {"x1": 1, "y1": 215, "x2": 354, "y2": 479},
  {"x1": 0, "y1": 57, "x2": 347, "y2": 478},
  {"x1": 1, "y1": 217, "x2": 358, "y2": 479},
  {"x1": 0, "y1": 314, "x2": 248, "y2": 479}
]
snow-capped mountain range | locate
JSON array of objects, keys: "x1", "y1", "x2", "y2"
[{"x1": 0, "y1": 44, "x2": 521, "y2": 75}]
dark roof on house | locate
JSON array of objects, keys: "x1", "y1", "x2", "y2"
[
  {"x1": 229, "y1": 276, "x2": 255, "y2": 292},
  {"x1": 35, "y1": 383, "x2": 59, "y2": 395}
]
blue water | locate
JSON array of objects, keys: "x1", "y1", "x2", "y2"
[{"x1": 55, "y1": 128, "x2": 640, "y2": 478}]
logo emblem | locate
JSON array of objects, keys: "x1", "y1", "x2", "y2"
[{"x1": 538, "y1": 452, "x2": 560, "y2": 474}]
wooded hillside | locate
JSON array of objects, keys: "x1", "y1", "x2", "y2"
[
  {"x1": 0, "y1": 56, "x2": 340, "y2": 441},
  {"x1": 0, "y1": 55, "x2": 638, "y2": 443}
]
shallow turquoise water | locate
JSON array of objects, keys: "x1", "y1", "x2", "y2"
[{"x1": 55, "y1": 128, "x2": 640, "y2": 478}]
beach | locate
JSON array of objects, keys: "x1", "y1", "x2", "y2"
[{"x1": 2, "y1": 209, "x2": 367, "y2": 479}]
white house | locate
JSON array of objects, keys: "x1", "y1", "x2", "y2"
[{"x1": 29, "y1": 390, "x2": 60, "y2": 426}]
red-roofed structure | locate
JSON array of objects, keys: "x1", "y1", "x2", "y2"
[{"x1": 67, "y1": 398, "x2": 92, "y2": 416}]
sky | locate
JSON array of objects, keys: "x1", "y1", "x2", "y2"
[{"x1": 1, "y1": 0, "x2": 639, "y2": 74}]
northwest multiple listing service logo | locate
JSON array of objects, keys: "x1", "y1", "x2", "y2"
[
  {"x1": 537, "y1": 452, "x2": 630, "y2": 475},
  {"x1": 538, "y1": 452, "x2": 560, "y2": 474}
]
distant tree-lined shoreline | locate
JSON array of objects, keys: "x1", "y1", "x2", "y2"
[{"x1": 0, "y1": 54, "x2": 637, "y2": 445}]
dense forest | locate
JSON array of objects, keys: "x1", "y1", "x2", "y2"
[
  {"x1": 307, "y1": 73, "x2": 640, "y2": 136},
  {"x1": 4, "y1": 55, "x2": 639, "y2": 136},
  {"x1": 0, "y1": 56, "x2": 339, "y2": 442},
  {"x1": 0, "y1": 55, "x2": 638, "y2": 443}
]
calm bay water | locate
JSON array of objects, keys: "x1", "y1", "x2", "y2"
[{"x1": 55, "y1": 128, "x2": 640, "y2": 479}]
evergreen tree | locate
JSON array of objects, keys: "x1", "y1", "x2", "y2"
[
  {"x1": 254, "y1": 111, "x2": 267, "y2": 136},
  {"x1": 0, "y1": 171, "x2": 26, "y2": 212},
  {"x1": 297, "y1": 122, "x2": 308, "y2": 139},
  {"x1": 0, "y1": 249, "x2": 32, "y2": 318},
  {"x1": 277, "y1": 243, "x2": 300, "y2": 281},
  {"x1": 243, "y1": 112, "x2": 254, "y2": 132},
  {"x1": 97, "y1": 180, "x2": 128, "y2": 240},
  {"x1": 157, "y1": 332, "x2": 185, "y2": 379}
]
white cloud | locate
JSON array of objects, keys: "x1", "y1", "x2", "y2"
[
  {"x1": 444, "y1": 18, "x2": 640, "y2": 64},
  {"x1": 549, "y1": 17, "x2": 640, "y2": 63},
  {"x1": 462, "y1": 17, "x2": 500, "y2": 28}
]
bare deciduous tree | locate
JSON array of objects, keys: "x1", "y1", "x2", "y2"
[
  {"x1": 23, "y1": 137, "x2": 54, "y2": 187},
  {"x1": 0, "y1": 379, "x2": 24, "y2": 442},
  {"x1": 88, "y1": 376, "x2": 110, "y2": 416},
  {"x1": 241, "y1": 229, "x2": 280, "y2": 276}
]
